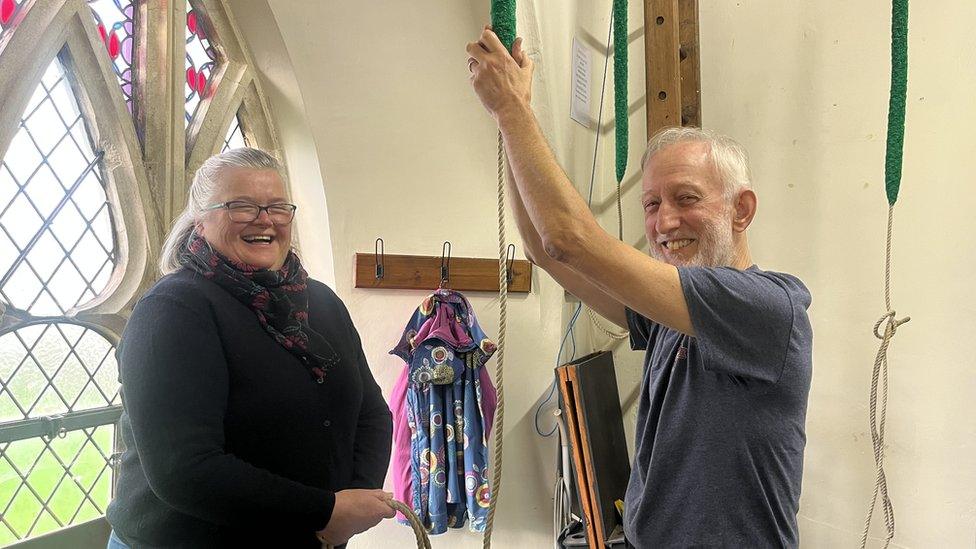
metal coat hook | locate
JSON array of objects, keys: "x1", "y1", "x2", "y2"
[
  {"x1": 439, "y1": 241, "x2": 452, "y2": 288},
  {"x1": 374, "y1": 238, "x2": 385, "y2": 279},
  {"x1": 505, "y1": 243, "x2": 516, "y2": 285}
]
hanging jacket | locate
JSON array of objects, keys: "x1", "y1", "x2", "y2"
[{"x1": 389, "y1": 289, "x2": 497, "y2": 534}]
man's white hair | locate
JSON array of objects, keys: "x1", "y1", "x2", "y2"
[{"x1": 641, "y1": 127, "x2": 753, "y2": 200}]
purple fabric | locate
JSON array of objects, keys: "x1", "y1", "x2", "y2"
[{"x1": 412, "y1": 302, "x2": 473, "y2": 350}]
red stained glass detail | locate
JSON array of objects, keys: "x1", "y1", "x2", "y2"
[
  {"x1": 187, "y1": 10, "x2": 197, "y2": 35},
  {"x1": 196, "y1": 71, "x2": 207, "y2": 94},
  {"x1": 108, "y1": 30, "x2": 120, "y2": 59},
  {"x1": 87, "y1": 1, "x2": 137, "y2": 115},
  {"x1": 186, "y1": 66, "x2": 197, "y2": 89},
  {"x1": 1, "y1": 0, "x2": 16, "y2": 25}
]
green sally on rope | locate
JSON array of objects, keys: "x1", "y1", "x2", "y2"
[
  {"x1": 491, "y1": 0, "x2": 629, "y2": 184},
  {"x1": 613, "y1": 0, "x2": 628, "y2": 183},
  {"x1": 885, "y1": 0, "x2": 908, "y2": 205},
  {"x1": 491, "y1": 0, "x2": 516, "y2": 51}
]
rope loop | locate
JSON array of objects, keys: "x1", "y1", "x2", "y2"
[
  {"x1": 322, "y1": 500, "x2": 430, "y2": 549},
  {"x1": 873, "y1": 311, "x2": 910, "y2": 341}
]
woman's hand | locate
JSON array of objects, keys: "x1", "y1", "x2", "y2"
[{"x1": 316, "y1": 489, "x2": 396, "y2": 546}]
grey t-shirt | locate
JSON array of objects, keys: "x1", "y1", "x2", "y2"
[{"x1": 623, "y1": 265, "x2": 812, "y2": 548}]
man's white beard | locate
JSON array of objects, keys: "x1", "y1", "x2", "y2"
[{"x1": 650, "y1": 215, "x2": 736, "y2": 268}]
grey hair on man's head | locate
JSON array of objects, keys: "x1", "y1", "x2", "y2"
[
  {"x1": 158, "y1": 147, "x2": 285, "y2": 275},
  {"x1": 641, "y1": 127, "x2": 752, "y2": 200}
]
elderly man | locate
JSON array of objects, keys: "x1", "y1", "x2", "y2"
[{"x1": 467, "y1": 29, "x2": 812, "y2": 548}]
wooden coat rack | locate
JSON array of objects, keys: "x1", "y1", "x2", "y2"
[{"x1": 354, "y1": 240, "x2": 532, "y2": 293}]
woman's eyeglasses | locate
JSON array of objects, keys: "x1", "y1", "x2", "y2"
[{"x1": 201, "y1": 200, "x2": 297, "y2": 225}]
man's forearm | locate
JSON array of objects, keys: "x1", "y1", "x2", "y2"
[
  {"x1": 495, "y1": 103, "x2": 601, "y2": 265},
  {"x1": 498, "y1": 108, "x2": 630, "y2": 328},
  {"x1": 504, "y1": 161, "x2": 546, "y2": 262}
]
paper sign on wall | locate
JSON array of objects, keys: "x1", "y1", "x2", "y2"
[{"x1": 571, "y1": 37, "x2": 592, "y2": 128}]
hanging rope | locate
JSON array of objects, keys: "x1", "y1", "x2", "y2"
[
  {"x1": 861, "y1": 1, "x2": 909, "y2": 547},
  {"x1": 484, "y1": 131, "x2": 509, "y2": 549},
  {"x1": 484, "y1": 3, "x2": 515, "y2": 547}
]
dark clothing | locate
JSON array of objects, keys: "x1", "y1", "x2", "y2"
[
  {"x1": 179, "y1": 231, "x2": 341, "y2": 383},
  {"x1": 106, "y1": 269, "x2": 392, "y2": 548},
  {"x1": 623, "y1": 266, "x2": 812, "y2": 549}
]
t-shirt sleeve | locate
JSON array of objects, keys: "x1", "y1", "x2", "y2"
[
  {"x1": 678, "y1": 267, "x2": 801, "y2": 383},
  {"x1": 626, "y1": 306, "x2": 654, "y2": 351}
]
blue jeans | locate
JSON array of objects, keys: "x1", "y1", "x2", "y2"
[{"x1": 107, "y1": 530, "x2": 131, "y2": 549}]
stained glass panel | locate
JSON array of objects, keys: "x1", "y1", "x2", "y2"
[
  {"x1": 0, "y1": 0, "x2": 23, "y2": 31},
  {"x1": 185, "y1": 2, "x2": 218, "y2": 126},
  {"x1": 86, "y1": 0, "x2": 136, "y2": 114}
]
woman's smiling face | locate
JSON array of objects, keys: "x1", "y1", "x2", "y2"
[{"x1": 197, "y1": 167, "x2": 293, "y2": 270}]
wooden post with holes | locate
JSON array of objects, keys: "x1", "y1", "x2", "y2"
[{"x1": 644, "y1": 0, "x2": 701, "y2": 136}]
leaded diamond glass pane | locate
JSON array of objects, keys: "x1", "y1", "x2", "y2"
[
  {"x1": 3, "y1": 485, "x2": 44, "y2": 538},
  {"x1": 46, "y1": 138, "x2": 88, "y2": 184},
  {"x1": 23, "y1": 166, "x2": 65, "y2": 220},
  {"x1": 1, "y1": 194, "x2": 44, "y2": 249},
  {"x1": 23, "y1": 100, "x2": 66, "y2": 156},
  {"x1": 3, "y1": 261, "x2": 43, "y2": 311},
  {"x1": 0, "y1": 523, "x2": 14, "y2": 547},
  {"x1": 47, "y1": 266, "x2": 87, "y2": 313},
  {"x1": 24, "y1": 233, "x2": 63, "y2": 284},
  {"x1": 49, "y1": 200, "x2": 87, "y2": 249},
  {"x1": 28, "y1": 292, "x2": 61, "y2": 319},
  {"x1": 72, "y1": 229, "x2": 109, "y2": 282},
  {"x1": 0, "y1": 323, "x2": 118, "y2": 420},
  {"x1": 222, "y1": 113, "x2": 246, "y2": 152},
  {"x1": 3, "y1": 129, "x2": 42, "y2": 183},
  {"x1": 0, "y1": 57, "x2": 118, "y2": 315},
  {"x1": 0, "y1": 166, "x2": 17, "y2": 213},
  {"x1": 0, "y1": 425, "x2": 116, "y2": 542}
]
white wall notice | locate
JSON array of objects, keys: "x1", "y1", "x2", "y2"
[{"x1": 571, "y1": 36, "x2": 592, "y2": 128}]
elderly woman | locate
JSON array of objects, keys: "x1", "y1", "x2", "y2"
[{"x1": 106, "y1": 148, "x2": 394, "y2": 548}]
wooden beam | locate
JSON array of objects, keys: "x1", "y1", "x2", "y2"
[
  {"x1": 644, "y1": 0, "x2": 701, "y2": 135},
  {"x1": 644, "y1": 0, "x2": 681, "y2": 134},
  {"x1": 678, "y1": 0, "x2": 702, "y2": 127},
  {"x1": 353, "y1": 253, "x2": 532, "y2": 293}
]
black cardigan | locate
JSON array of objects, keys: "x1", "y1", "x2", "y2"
[{"x1": 106, "y1": 269, "x2": 392, "y2": 548}]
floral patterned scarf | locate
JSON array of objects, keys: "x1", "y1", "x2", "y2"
[{"x1": 180, "y1": 230, "x2": 340, "y2": 383}]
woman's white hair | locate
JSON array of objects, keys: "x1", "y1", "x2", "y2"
[
  {"x1": 641, "y1": 127, "x2": 752, "y2": 200},
  {"x1": 158, "y1": 147, "x2": 285, "y2": 275}
]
